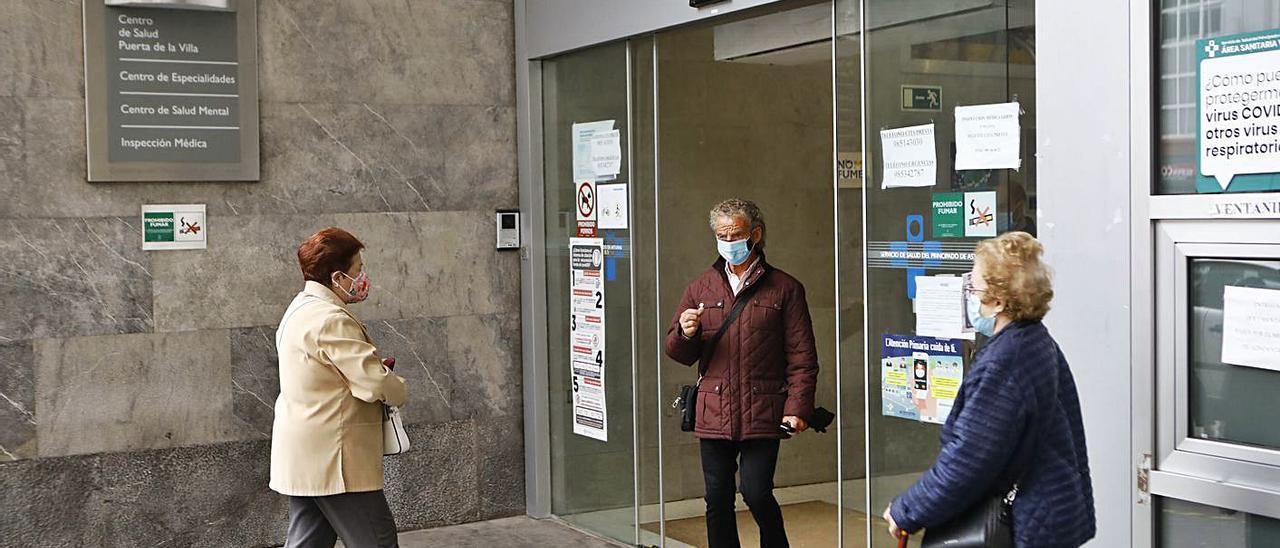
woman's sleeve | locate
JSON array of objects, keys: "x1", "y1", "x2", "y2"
[
  {"x1": 889, "y1": 367, "x2": 1028, "y2": 533},
  {"x1": 318, "y1": 313, "x2": 408, "y2": 407}
]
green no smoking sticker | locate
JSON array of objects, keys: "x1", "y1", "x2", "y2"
[
  {"x1": 931, "y1": 193, "x2": 964, "y2": 238},
  {"x1": 141, "y1": 204, "x2": 206, "y2": 250},
  {"x1": 144, "y1": 212, "x2": 175, "y2": 242}
]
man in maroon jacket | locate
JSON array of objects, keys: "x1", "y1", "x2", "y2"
[{"x1": 665, "y1": 198, "x2": 819, "y2": 548}]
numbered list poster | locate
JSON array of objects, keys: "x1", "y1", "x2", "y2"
[{"x1": 569, "y1": 238, "x2": 608, "y2": 441}]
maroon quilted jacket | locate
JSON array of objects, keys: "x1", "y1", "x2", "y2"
[{"x1": 664, "y1": 256, "x2": 819, "y2": 440}]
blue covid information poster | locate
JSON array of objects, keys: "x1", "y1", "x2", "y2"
[{"x1": 881, "y1": 334, "x2": 964, "y2": 425}]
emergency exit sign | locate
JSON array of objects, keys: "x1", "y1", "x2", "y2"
[{"x1": 901, "y1": 85, "x2": 942, "y2": 112}]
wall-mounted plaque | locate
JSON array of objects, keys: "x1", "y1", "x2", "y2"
[{"x1": 83, "y1": 0, "x2": 258, "y2": 181}]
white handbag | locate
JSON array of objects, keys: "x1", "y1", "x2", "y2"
[{"x1": 382, "y1": 405, "x2": 411, "y2": 455}]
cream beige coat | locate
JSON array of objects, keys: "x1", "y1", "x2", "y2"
[{"x1": 269, "y1": 281, "x2": 407, "y2": 497}]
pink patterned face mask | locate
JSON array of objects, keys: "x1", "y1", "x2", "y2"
[{"x1": 334, "y1": 271, "x2": 371, "y2": 303}]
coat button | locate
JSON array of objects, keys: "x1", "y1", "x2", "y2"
[{"x1": 752, "y1": 385, "x2": 759, "y2": 394}]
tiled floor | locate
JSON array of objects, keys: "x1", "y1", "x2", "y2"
[{"x1": 390, "y1": 516, "x2": 625, "y2": 548}]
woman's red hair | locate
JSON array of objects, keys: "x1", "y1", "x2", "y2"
[{"x1": 297, "y1": 228, "x2": 364, "y2": 284}]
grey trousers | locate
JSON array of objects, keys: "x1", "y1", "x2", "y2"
[{"x1": 286, "y1": 491, "x2": 399, "y2": 548}]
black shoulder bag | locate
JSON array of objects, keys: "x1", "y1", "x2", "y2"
[
  {"x1": 920, "y1": 425, "x2": 1039, "y2": 548},
  {"x1": 675, "y1": 277, "x2": 766, "y2": 432}
]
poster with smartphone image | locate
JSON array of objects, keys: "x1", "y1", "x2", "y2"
[{"x1": 881, "y1": 334, "x2": 964, "y2": 425}]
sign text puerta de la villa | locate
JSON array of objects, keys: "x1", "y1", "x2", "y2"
[{"x1": 84, "y1": 0, "x2": 259, "y2": 181}]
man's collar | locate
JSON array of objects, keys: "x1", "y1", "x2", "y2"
[{"x1": 724, "y1": 256, "x2": 762, "y2": 279}]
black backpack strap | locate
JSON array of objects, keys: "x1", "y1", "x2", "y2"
[{"x1": 698, "y1": 271, "x2": 768, "y2": 378}]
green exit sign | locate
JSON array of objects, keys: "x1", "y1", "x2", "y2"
[{"x1": 901, "y1": 85, "x2": 942, "y2": 112}]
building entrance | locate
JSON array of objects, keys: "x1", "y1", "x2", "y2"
[{"x1": 535, "y1": 2, "x2": 1036, "y2": 546}]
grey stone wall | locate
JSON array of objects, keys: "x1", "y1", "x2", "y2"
[{"x1": 0, "y1": 1, "x2": 522, "y2": 546}]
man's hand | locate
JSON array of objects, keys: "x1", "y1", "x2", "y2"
[
  {"x1": 883, "y1": 505, "x2": 906, "y2": 541},
  {"x1": 680, "y1": 303, "x2": 705, "y2": 338},
  {"x1": 782, "y1": 415, "x2": 808, "y2": 432}
]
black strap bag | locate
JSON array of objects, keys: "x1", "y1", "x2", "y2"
[
  {"x1": 920, "y1": 426, "x2": 1038, "y2": 548},
  {"x1": 675, "y1": 276, "x2": 765, "y2": 432}
]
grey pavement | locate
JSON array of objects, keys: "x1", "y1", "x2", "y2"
[{"x1": 335, "y1": 516, "x2": 626, "y2": 548}]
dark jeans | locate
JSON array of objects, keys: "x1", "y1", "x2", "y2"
[
  {"x1": 286, "y1": 490, "x2": 399, "y2": 548},
  {"x1": 700, "y1": 438, "x2": 788, "y2": 548}
]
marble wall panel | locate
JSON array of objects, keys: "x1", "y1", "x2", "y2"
[
  {"x1": 365, "y1": 317, "x2": 454, "y2": 426},
  {"x1": 151, "y1": 210, "x2": 514, "y2": 332},
  {"x1": 258, "y1": 0, "x2": 514, "y2": 105},
  {"x1": 90, "y1": 441, "x2": 287, "y2": 548},
  {"x1": 385, "y1": 420, "x2": 481, "y2": 529},
  {"x1": 0, "y1": 96, "x2": 21, "y2": 202},
  {"x1": 231, "y1": 317, "x2": 460, "y2": 438},
  {"x1": 228, "y1": 326, "x2": 280, "y2": 440},
  {"x1": 0, "y1": 98, "x2": 513, "y2": 220},
  {"x1": 0, "y1": 342, "x2": 36, "y2": 461},
  {"x1": 34, "y1": 330, "x2": 238, "y2": 457},
  {"x1": 0, "y1": 216, "x2": 153, "y2": 341},
  {"x1": 438, "y1": 106, "x2": 519, "y2": 211},
  {"x1": 0, "y1": 421, "x2": 522, "y2": 546},
  {"x1": 0, "y1": 451, "x2": 101, "y2": 548},
  {"x1": 475, "y1": 413, "x2": 525, "y2": 518},
  {"x1": 446, "y1": 313, "x2": 522, "y2": 421},
  {"x1": 0, "y1": 0, "x2": 84, "y2": 99},
  {"x1": 0, "y1": 441, "x2": 288, "y2": 548}
]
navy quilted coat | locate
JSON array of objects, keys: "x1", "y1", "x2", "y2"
[{"x1": 890, "y1": 321, "x2": 1096, "y2": 548}]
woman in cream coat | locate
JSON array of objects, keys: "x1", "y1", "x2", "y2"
[{"x1": 272, "y1": 228, "x2": 408, "y2": 548}]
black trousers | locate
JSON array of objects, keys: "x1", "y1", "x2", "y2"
[
  {"x1": 700, "y1": 438, "x2": 789, "y2": 548},
  {"x1": 286, "y1": 491, "x2": 399, "y2": 548}
]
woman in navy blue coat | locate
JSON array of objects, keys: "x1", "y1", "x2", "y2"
[{"x1": 884, "y1": 232, "x2": 1096, "y2": 547}]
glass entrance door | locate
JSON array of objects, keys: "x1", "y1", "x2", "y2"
[
  {"x1": 540, "y1": 0, "x2": 1039, "y2": 545},
  {"x1": 650, "y1": 5, "x2": 843, "y2": 546},
  {"x1": 541, "y1": 40, "x2": 645, "y2": 544}
]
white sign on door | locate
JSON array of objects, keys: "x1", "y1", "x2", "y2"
[{"x1": 880, "y1": 124, "x2": 937, "y2": 189}]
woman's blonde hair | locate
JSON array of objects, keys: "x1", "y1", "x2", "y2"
[{"x1": 975, "y1": 231, "x2": 1053, "y2": 322}]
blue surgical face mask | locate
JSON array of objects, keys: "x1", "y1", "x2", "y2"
[
  {"x1": 966, "y1": 291, "x2": 998, "y2": 337},
  {"x1": 717, "y1": 237, "x2": 755, "y2": 266}
]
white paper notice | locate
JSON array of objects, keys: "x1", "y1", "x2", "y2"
[
  {"x1": 596, "y1": 183, "x2": 629, "y2": 230},
  {"x1": 914, "y1": 276, "x2": 975, "y2": 341},
  {"x1": 591, "y1": 130, "x2": 622, "y2": 180},
  {"x1": 1221, "y1": 285, "x2": 1280, "y2": 372},
  {"x1": 570, "y1": 238, "x2": 608, "y2": 442},
  {"x1": 955, "y1": 102, "x2": 1022, "y2": 171},
  {"x1": 880, "y1": 124, "x2": 937, "y2": 188},
  {"x1": 572, "y1": 120, "x2": 615, "y2": 182}
]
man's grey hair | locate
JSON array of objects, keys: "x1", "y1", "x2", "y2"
[{"x1": 708, "y1": 198, "x2": 765, "y2": 231}]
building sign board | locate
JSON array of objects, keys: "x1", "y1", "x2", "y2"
[{"x1": 84, "y1": 0, "x2": 259, "y2": 181}]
